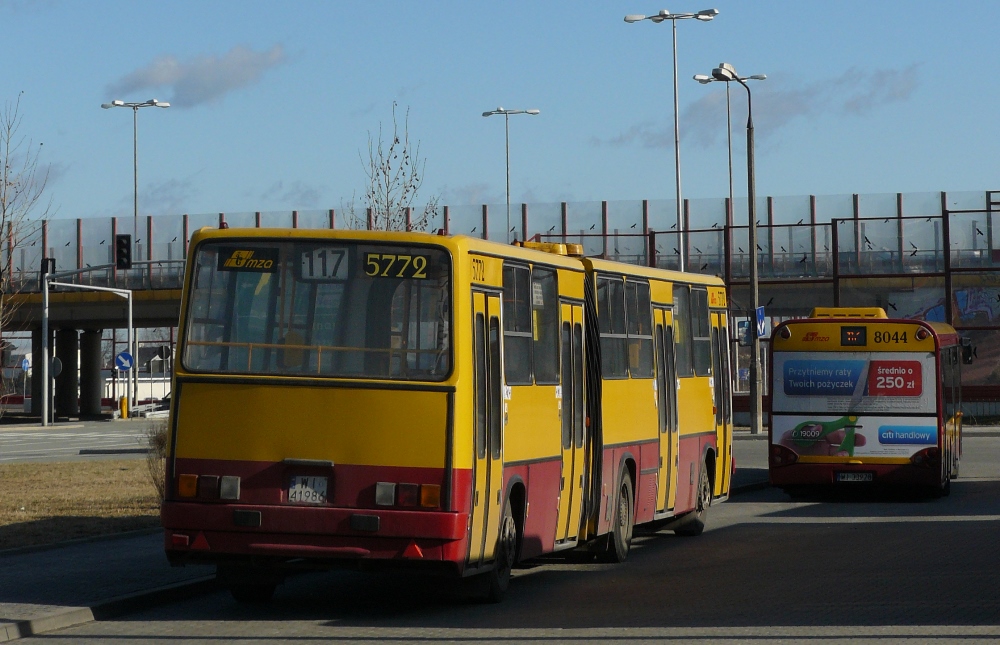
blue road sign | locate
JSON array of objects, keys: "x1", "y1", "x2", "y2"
[
  {"x1": 115, "y1": 351, "x2": 134, "y2": 371},
  {"x1": 20, "y1": 358, "x2": 29, "y2": 372},
  {"x1": 756, "y1": 306, "x2": 766, "y2": 338}
]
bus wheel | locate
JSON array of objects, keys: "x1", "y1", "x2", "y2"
[
  {"x1": 600, "y1": 472, "x2": 634, "y2": 563},
  {"x1": 229, "y1": 583, "x2": 277, "y2": 604},
  {"x1": 675, "y1": 462, "x2": 711, "y2": 537},
  {"x1": 486, "y1": 502, "x2": 517, "y2": 603},
  {"x1": 950, "y1": 455, "x2": 960, "y2": 480}
]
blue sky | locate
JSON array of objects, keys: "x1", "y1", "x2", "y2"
[{"x1": 2, "y1": 0, "x2": 997, "y2": 222}]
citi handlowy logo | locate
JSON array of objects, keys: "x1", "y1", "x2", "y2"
[{"x1": 802, "y1": 331, "x2": 830, "y2": 342}]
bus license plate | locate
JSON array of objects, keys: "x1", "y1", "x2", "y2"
[
  {"x1": 287, "y1": 476, "x2": 328, "y2": 504},
  {"x1": 836, "y1": 472, "x2": 873, "y2": 483}
]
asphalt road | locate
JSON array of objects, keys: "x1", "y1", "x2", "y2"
[
  {"x1": 16, "y1": 432, "x2": 1000, "y2": 644},
  {"x1": 0, "y1": 419, "x2": 158, "y2": 464}
]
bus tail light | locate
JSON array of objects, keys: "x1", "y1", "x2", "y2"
[
  {"x1": 398, "y1": 483, "x2": 420, "y2": 507},
  {"x1": 177, "y1": 474, "x2": 241, "y2": 500},
  {"x1": 375, "y1": 482, "x2": 396, "y2": 506},
  {"x1": 911, "y1": 447, "x2": 940, "y2": 468},
  {"x1": 219, "y1": 476, "x2": 241, "y2": 500},
  {"x1": 178, "y1": 474, "x2": 198, "y2": 497},
  {"x1": 420, "y1": 484, "x2": 441, "y2": 508},
  {"x1": 915, "y1": 327, "x2": 930, "y2": 341},
  {"x1": 770, "y1": 444, "x2": 798, "y2": 467},
  {"x1": 376, "y1": 482, "x2": 441, "y2": 509}
]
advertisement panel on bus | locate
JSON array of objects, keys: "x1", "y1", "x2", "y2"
[{"x1": 771, "y1": 350, "x2": 938, "y2": 459}]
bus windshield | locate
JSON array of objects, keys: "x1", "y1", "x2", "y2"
[{"x1": 182, "y1": 239, "x2": 451, "y2": 381}]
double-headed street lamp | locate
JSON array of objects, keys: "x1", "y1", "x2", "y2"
[
  {"x1": 625, "y1": 8, "x2": 719, "y2": 272},
  {"x1": 482, "y1": 107, "x2": 540, "y2": 243},
  {"x1": 693, "y1": 71, "x2": 765, "y2": 219},
  {"x1": 711, "y1": 61, "x2": 763, "y2": 435},
  {"x1": 101, "y1": 98, "x2": 170, "y2": 247}
]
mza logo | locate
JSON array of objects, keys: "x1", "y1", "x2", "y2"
[
  {"x1": 802, "y1": 331, "x2": 830, "y2": 342},
  {"x1": 218, "y1": 247, "x2": 279, "y2": 272}
]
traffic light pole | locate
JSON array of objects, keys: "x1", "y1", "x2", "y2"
[{"x1": 40, "y1": 272, "x2": 133, "y2": 426}]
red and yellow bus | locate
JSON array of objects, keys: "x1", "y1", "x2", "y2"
[
  {"x1": 162, "y1": 228, "x2": 732, "y2": 602},
  {"x1": 769, "y1": 307, "x2": 969, "y2": 495}
]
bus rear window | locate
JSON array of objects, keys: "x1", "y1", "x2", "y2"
[{"x1": 182, "y1": 241, "x2": 451, "y2": 380}]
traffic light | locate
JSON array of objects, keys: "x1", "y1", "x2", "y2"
[{"x1": 115, "y1": 234, "x2": 132, "y2": 270}]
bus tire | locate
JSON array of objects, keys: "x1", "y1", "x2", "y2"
[
  {"x1": 600, "y1": 471, "x2": 634, "y2": 563},
  {"x1": 950, "y1": 455, "x2": 960, "y2": 480},
  {"x1": 675, "y1": 461, "x2": 711, "y2": 537},
  {"x1": 485, "y1": 501, "x2": 517, "y2": 603},
  {"x1": 229, "y1": 582, "x2": 277, "y2": 604}
]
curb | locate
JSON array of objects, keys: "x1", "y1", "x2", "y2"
[{"x1": 0, "y1": 575, "x2": 218, "y2": 643}]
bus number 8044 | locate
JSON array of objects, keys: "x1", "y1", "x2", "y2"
[{"x1": 873, "y1": 331, "x2": 907, "y2": 344}]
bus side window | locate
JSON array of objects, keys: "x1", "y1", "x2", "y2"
[
  {"x1": 597, "y1": 276, "x2": 628, "y2": 378},
  {"x1": 691, "y1": 288, "x2": 712, "y2": 377},
  {"x1": 626, "y1": 280, "x2": 654, "y2": 378},
  {"x1": 502, "y1": 265, "x2": 533, "y2": 384},
  {"x1": 532, "y1": 267, "x2": 560, "y2": 384},
  {"x1": 673, "y1": 286, "x2": 693, "y2": 378}
]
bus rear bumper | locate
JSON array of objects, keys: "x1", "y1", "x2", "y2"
[
  {"x1": 162, "y1": 501, "x2": 468, "y2": 568},
  {"x1": 769, "y1": 462, "x2": 939, "y2": 488}
]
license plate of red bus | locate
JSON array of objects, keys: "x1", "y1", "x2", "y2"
[
  {"x1": 287, "y1": 476, "x2": 328, "y2": 504},
  {"x1": 836, "y1": 471, "x2": 874, "y2": 483}
]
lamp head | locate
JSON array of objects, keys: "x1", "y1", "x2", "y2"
[
  {"x1": 102, "y1": 99, "x2": 124, "y2": 109},
  {"x1": 696, "y1": 8, "x2": 719, "y2": 20},
  {"x1": 693, "y1": 74, "x2": 713, "y2": 84},
  {"x1": 155, "y1": 101, "x2": 170, "y2": 108},
  {"x1": 748, "y1": 74, "x2": 767, "y2": 81},
  {"x1": 712, "y1": 62, "x2": 737, "y2": 82},
  {"x1": 526, "y1": 109, "x2": 540, "y2": 115},
  {"x1": 624, "y1": 14, "x2": 646, "y2": 22}
]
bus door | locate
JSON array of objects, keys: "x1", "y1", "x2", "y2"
[
  {"x1": 469, "y1": 290, "x2": 505, "y2": 568},
  {"x1": 654, "y1": 307, "x2": 679, "y2": 512},
  {"x1": 712, "y1": 313, "x2": 733, "y2": 495},
  {"x1": 555, "y1": 301, "x2": 586, "y2": 545}
]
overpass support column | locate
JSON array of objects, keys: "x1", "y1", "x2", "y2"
[
  {"x1": 79, "y1": 330, "x2": 103, "y2": 417},
  {"x1": 55, "y1": 328, "x2": 79, "y2": 418},
  {"x1": 30, "y1": 327, "x2": 47, "y2": 416}
]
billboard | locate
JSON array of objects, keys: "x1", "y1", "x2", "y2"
[{"x1": 771, "y1": 350, "x2": 939, "y2": 458}]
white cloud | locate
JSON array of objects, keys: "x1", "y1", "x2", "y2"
[
  {"x1": 260, "y1": 180, "x2": 323, "y2": 208},
  {"x1": 106, "y1": 45, "x2": 287, "y2": 108},
  {"x1": 597, "y1": 64, "x2": 922, "y2": 150}
]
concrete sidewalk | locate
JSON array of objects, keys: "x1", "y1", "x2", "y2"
[
  {"x1": 0, "y1": 453, "x2": 773, "y2": 642},
  {"x1": 0, "y1": 530, "x2": 215, "y2": 642}
]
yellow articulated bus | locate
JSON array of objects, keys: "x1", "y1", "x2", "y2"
[
  {"x1": 162, "y1": 228, "x2": 732, "y2": 602},
  {"x1": 769, "y1": 307, "x2": 970, "y2": 495}
]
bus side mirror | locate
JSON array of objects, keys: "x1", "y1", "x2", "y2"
[
  {"x1": 736, "y1": 321, "x2": 750, "y2": 347},
  {"x1": 961, "y1": 337, "x2": 976, "y2": 364}
]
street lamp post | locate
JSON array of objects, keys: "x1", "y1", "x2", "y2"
[
  {"x1": 712, "y1": 61, "x2": 762, "y2": 435},
  {"x1": 482, "y1": 107, "x2": 540, "y2": 243},
  {"x1": 101, "y1": 99, "x2": 170, "y2": 246},
  {"x1": 693, "y1": 71, "x2": 765, "y2": 223},
  {"x1": 625, "y1": 8, "x2": 718, "y2": 272},
  {"x1": 102, "y1": 98, "x2": 169, "y2": 415}
]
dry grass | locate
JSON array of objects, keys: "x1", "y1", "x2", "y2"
[{"x1": 0, "y1": 459, "x2": 161, "y2": 551}]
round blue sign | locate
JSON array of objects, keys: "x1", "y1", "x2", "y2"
[{"x1": 115, "y1": 351, "x2": 134, "y2": 371}]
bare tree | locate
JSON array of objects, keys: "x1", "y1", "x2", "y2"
[
  {"x1": 0, "y1": 93, "x2": 49, "y2": 405},
  {"x1": 343, "y1": 102, "x2": 439, "y2": 231}
]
